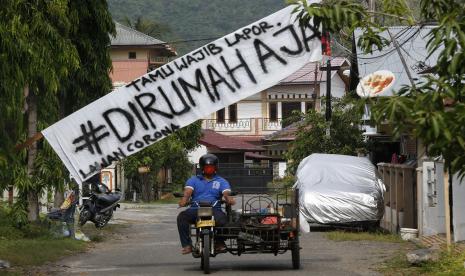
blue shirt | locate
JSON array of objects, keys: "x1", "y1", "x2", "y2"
[{"x1": 185, "y1": 175, "x2": 231, "y2": 209}]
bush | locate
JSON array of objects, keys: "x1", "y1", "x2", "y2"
[
  {"x1": 0, "y1": 201, "x2": 52, "y2": 239},
  {"x1": 269, "y1": 175, "x2": 296, "y2": 190},
  {"x1": 0, "y1": 225, "x2": 24, "y2": 239}
]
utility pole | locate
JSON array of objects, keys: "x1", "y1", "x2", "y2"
[
  {"x1": 320, "y1": 59, "x2": 342, "y2": 122},
  {"x1": 325, "y1": 59, "x2": 332, "y2": 122},
  {"x1": 387, "y1": 29, "x2": 416, "y2": 89}
]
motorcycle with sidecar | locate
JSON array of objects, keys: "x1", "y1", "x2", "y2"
[{"x1": 176, "y1": 187, "x2": 301, "y2": 274}]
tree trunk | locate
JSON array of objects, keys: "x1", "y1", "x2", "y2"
[
  {"x1": 27, "y1": 191, "x2": 39, "y2": 221},
  {"x1": 53, "y1": 91, "x2": 66, "y2": 208},
  {"x1": 141, "y1": 174, "x2": 152, "y2": 202},
  {"x1": 8, "y1": 186, "x2": 13, "y2": 206},
  {"x1": 26, "y1": 86, "x2": 39, "y2": 221},
  {"x1": 54, "y1": 188, "x2": 65, "y2": 208}
]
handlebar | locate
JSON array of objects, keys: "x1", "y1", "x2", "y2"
[{"x1": 173, "y1": 191, "x2": 235, "y2": 208}]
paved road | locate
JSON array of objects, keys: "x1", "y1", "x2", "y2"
[{"x1": 49, "y1": 204, "x2": 400, "y2": 276}]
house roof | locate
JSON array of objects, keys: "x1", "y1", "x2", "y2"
[
  {"x1": 244, "y1": 152, "x2": 280, "y2": 160},
  {"x1": 279, "y1": 57, "x2": 349, "y2": 85},
  {"x1": 199, "y1": 130, "x2": 265, "y2": 152},
  {"x1": 111, "y1": 22, "x2": 166, "y2": 47},
  {"x1": 354, "y1": 25, "x2": 440, "y2": 96},
  {"x1": 263, "y1": 122, "x2": 302, "y2": 141},
  {"x1": 234, "y1": 136, "x2": 264, "y2": 143}
]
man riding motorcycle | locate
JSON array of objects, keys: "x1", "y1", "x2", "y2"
[{"x1": 177, "y1": 154, "x2": 236, "y2": 254}]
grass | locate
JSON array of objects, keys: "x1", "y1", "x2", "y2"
[
  {"x1": 325, "y1": 230, "x2": 465, "y2": 275},
  {"x1": 0, "y1": 204, "x2": 125, "y2": 274},
  {"x1": 379, "y1": 246, "x2": 465, "y2": 276},
  {"x1": 325, "y1": 230, "x2": 405, "y2": 243},
  {"x1": 0, "y1": 238, "x2": 87, "y2": 266}
]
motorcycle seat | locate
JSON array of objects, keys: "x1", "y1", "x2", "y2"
[
  {"x1": 198, "y1": 201, "x2": 213, "y2": 207},
  {"x1": 97, "y1": 194, "x2": 121, "y2": 204}
]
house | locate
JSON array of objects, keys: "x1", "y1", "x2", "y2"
[
  {"x1": 109, "y1": 22, "x2": 176, "y2": 87},
  {"x1": 191, "y1": 57, "x2": 351, "y2": 165},
  {"x1": 188, "y1": 57, "x2": 350, "y2": 189},
  {"x1": 355, "y1": 25, "x2": 465, "y2": 243},
  {"x1": 106, "y1": 23, "x2": 177, "y2": 197}
]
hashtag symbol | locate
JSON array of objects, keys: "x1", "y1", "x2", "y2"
[{"x1": 72, "y1": 121, "x2": 110, "y2": 155}]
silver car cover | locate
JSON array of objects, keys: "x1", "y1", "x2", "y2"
[{"x1": 294, "y1": 154, "x2": 385, "y2": 225}]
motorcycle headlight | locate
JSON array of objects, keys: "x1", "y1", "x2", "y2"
[{"x1": 197, "y1": 207, "x2": 213, "y2": 217}]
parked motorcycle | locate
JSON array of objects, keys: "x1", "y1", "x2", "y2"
[{"x1": 79, "y1": 183, "x2": 121, "y2": 228}]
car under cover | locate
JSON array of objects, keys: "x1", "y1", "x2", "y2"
[{"x1": 294, "y1": 154, "x2": 385, "y2": 226}]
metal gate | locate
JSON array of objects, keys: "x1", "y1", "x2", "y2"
[{"x1": 197, "y1": 163, "x2": 273, "y2": 193}]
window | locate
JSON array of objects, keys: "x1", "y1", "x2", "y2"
[
  {"x1": 269, "y1": 102, "x2": 277, "y2": 122},
  {"x1": 305, "y1": 102, "x2": 314, "y2": 112},
  {"x1": 128, "y1": 52, "x2": 137, "y2": 59},
  {"x1": 229, "y1": 104, "x2": 237, "y2": 123},
  {"x1": 217, "y1": 108, "x2": 225, "y2": 123}
]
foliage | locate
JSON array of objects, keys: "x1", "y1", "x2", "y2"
[
  {"x1": 0, "y1": 0, "x2": 77, "y2": 193},
  {"x1": 366, "y1": 0, "x2": 465, "y2": 178},
  {"x1": 0, "y1": 0, "x2": 115, "y2": 220},
  {"x1": 379, "y1": 245, "x2": 465, "y2": 275},
  {"x1": 122, "y1": 122, "x2": 202, "y2": 197},
  {"x1": 60, "y1": 0, "x2": 116, "y2": 115},
  {"x1": 121, "y1": 16, "x2": 172, "y2": 38},
  {"x1": 291, "y1": 0, "x2": 416, "y2": 53},
  {"x1": 0, "y1": 238, "x2": 86, "y2": 267},
  {"x1": 286, "y1": 97, "x2": 366, "y2": 174},
  {"x1": 292, "y1": 0, "x2": 465, "y2": 178},
  {"x1": 325, "y1": 230, "x2": 405, "y2": 243},
  {"x1": 269, "y1": 175, "x2": 296, "y2": 190}
]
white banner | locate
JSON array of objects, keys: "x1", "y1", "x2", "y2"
[{"x1": 42, "y1": 5, "x2": 322, "y2": 184}]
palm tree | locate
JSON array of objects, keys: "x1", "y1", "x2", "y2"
[{"x1": 121, "y1": 16, "x2": 171, "y2": 38}]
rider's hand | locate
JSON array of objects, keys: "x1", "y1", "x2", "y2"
[
  {"x1": 226, "y1": 197, "x2": 236, "y2": 206},
  {"x1": 178, "y1": 198, "x2": 188, "y2": 207}
]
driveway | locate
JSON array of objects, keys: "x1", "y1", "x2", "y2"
[{"x1": 47, "y1": 203, "x2": 400, "y2": 276}]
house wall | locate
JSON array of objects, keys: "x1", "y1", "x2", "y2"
[
  {"x1": 452, "y1": 173, "x2": 465, "y2": 242},
  {"x1": 319, "y1": 72, "x2": 347, "y2": 99},
  {"x1": 203, "y1": 74, "x2": 347, "y2": 137},
  {"x1": 237, "y1": 102, "x2": 262, "y2": 119},
  {"x1": 110, "y1": 48, "x2": 149, "y2": 84}
]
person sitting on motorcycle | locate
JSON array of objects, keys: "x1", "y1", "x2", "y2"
[{"x1": 177, "y1": 153, "x2": 236, "y2": 255}]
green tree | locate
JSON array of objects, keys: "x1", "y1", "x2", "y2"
[
  {"x1": 286, "y1": 98, "x2": 366, "y2": 174},
  {"x1": 121, "y1": 16, "x2": 172, "y2": 39},
  {"x1": 40, "y1": 1, "x2": 116, "y2": 208},
  {"x1": 0, "y1": 0, "x2": 79, "y2": 221},
  {"x1": 122, "y1": 122, "x2": 202, "y2": 202},
  {"x1": 293, "y1": 0, "x2": 465, "y2": 178},
  {"x1": 0, "y1": 0, "x2": 115, "y2": 221}
]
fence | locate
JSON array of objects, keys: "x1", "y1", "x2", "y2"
[
  {"x1": 377, "y1": 163, "x2": 417, "y2": 233},
  {"x1": 196, "y1": 163, "x2": 273, "y2": 193}
]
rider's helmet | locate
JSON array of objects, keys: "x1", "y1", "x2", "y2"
[{"x1": 199, "y1": 154, "x2": 219, "y2": 176}]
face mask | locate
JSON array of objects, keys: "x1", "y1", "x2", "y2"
[{"x1": 203, "y1": 165, "x2": 216, "y2": 176}]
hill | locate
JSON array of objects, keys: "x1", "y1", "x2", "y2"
[{"x1": 108, "y1": 0, "x2": 287, "y2": 55}]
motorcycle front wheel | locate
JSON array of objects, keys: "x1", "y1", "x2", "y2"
[
  {"x1": 79, "y1": 207, "x2": 91, "y2": 226},
  {"x1": 200, "y1": 232, "x2": 210, "y2": 274}
]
